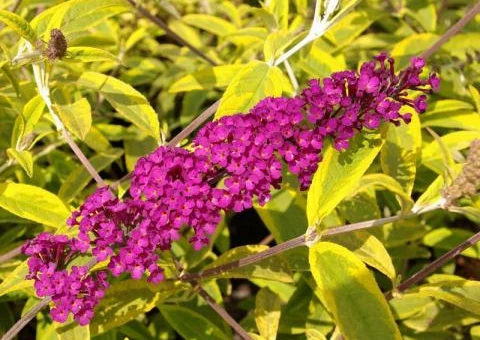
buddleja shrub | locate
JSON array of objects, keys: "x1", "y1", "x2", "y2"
[{"x1": 0, "y1": 0, "x2": 479, "y2": 340}]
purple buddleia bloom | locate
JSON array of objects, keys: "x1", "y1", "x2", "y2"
[{"x1": 23, "y1": 53, "x2": 438, "y2": 326}]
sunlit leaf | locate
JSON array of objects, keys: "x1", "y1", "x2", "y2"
[
  {"x1": 0, "y1": 182, "x2": 70, "y2": 227},
  {"x1": 31, "y1": 0, "x2": 129, "y2": 40},
  {"x1": 423, "y1": 227, "x2": 480, "y2": 259},
  {"x1": 182, "y1": 14, "x2": 236, "y2": 36},
  {"x1": 324, "y1": 9, "x2": 383, "y2": 49},
  {"x1": 414, "y1": 280, "x2": 480, "y2": 316},
  {"x1": 6, "y1": 149, "x2": 33, "y2": 177},
  {"x1": 391, "y1": 33, "x2": 438, "y2": 68},
  {"x1": 309, "y1": 242, "x2": 402, "y2": 340},
  {"x1": 350, "y1": 173, "x2": 414, "y2": 212},
  {"x1": 0, "y1": 261, "x2": 32, "y2": 296},
  {"x1": 328, "y1": 231, "x2": 396, "y2": 281},
  {"x1": 77, "y1": 72, "x2": 160, "y2": 140},
  {"x1": 381, "y1": 111, "x2": 421, "y2": 195},
  {"x1": 307, "y1": 132, "x2": 384, "y2": 227},
  {"x1": 0, "y1": 10, "x2": 37, "y2": 43},
  {"x1": 160, "y1": 304, "x2": 229, "y2": 340},
  {"x1": 65, "y1": 47, "x2": 119, "y2": 63},
  {"x1": 255, "y1": 287, "x2": 282, "y2": 340},
  {"x1": 55, "y1": 318, "x2": 90, "y2": 340},
  {"x1": 215, "y1": 61, "x2": 288, "y2": 119},
  {"x1": 55, "y1": 98, "x2": 92, "y2": 140},
  {"x1": 90, "y1": 280, "x2": 187, "y2": 335},
  {"x1": 169, "y1": 65, "x2": 245, "y2": 93},
  {"x1": 202, "y1": 245, "x2": 294, "y2": 282}
]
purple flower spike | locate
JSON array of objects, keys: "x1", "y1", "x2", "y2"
[{"x1": 24, "y1": 53, "x2": 438, "y2": 326}]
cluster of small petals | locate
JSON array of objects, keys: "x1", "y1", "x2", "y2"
[
  {"x1": 67, "y1": 186, "x2": 134, "y2": 262},
  {"x1": 23, "y1": 53, "x2": 438, "y2": 326},
  {"x1": 22, "y1": 234, "x2": 109, "y2": 325},
  {"x1": 302, "y1": 54, "x2": 438, "y2": 155}
]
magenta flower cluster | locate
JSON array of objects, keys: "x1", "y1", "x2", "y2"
[
  {"x1": 23, "y1": 53, "x2": 438, "y2": 325},
  {"x1": 22, "y1": 233, "x2": 108, "y2": 325}
]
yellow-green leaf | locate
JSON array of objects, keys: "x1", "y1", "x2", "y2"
[
  {"x1": 472, "y1": 325, "x2": 480, "y2": 340},
  {"x1": 423, "y1": 228, "x2": 480, "y2": 259},
  {"x1": 421, "y1": 131, "x2": 480, "y2": 174},
  {"x1": 182, "y1": 14, "x2": 236, "y2": 36},
  {"x1": 90, "y1": 280, "x2": 186, "y2": 335},
  {"x1": 413, "y1": 164, "x2": 462, "y2": 210},
  {"x1": 0, "y1": 260, "x2": 32, "y2": 296},
  {"x1": 215, "y1": 61, "x2": 286, "y2": 119},
  {"x1": 65, "y1": 47, "x2": 119, "y2": 63},
  {"x1": 263, "y1": 30, "x2": 295, "y2": 62},
  {"x1": 31, "y1": 0, "x2": 129, "y2": 39},
  {"x1": 0, "y1": 182, "x2": 70, "y2": 227},
  {"x1": 55, "y1": 319, "x2": 90, "y2": 340},
  {"x1": 309, "y1": 242, "x2": 402, "y2": 340},
  {"x1": 203, "y1": 245, "x2": 293, "y2": 282},
  {"x1": 297, "y1": 44, "x2": 346, "y2": 79},
  {"x1": 381, "y1": 111, "x2": 421, "y2": 195},
  {"x1": 414, "y1": 280, "x2": 480, "y2": 316},
  {"x1": 169, "y1": 64, "x2": 245, "y2": 93},
  {"x1": 350, "y1": 173, "x2": 414, "y2": 212},
  {"x1": 328, "y1": 231, "x2": 396, "y2": 281},
  {"x1": 160, "y1": 304, "x2": 229, "y2": 340},
  {"x1": 77, "y1": 72, "x2": 160, "y2": 140},
  {"x1": 0, "y1": 10, "x2": 37, "y2": 43},
  {"x1": 56, "y1": 98, "x2": 92, "y2": 140},
  {"x1": 255, "y1": 287, "x2": 282, "y2": 340},
  {"x1": 306, "y1": 132, "x2": 384, "y2": 227},
  {"x1": 324, "y1": 9, "x2": 383, "y2": 49},
  {"x1": 469, "y1": 85, "x2": 480, "y2": 113},
  {"x1": 404, "y1": 2, "x2": 437, "y2": 32},
  {"x1": 6, "y1": 149, "x2": 33, "y2": 177},
  {"x1": 391, "y1": 33, "x2": 439, "y2": 69},
  {"x1": 58, "y1": 148, "x2": 123, "y2": 202}
]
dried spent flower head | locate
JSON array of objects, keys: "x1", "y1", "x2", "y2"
[
  {"x1": 43, "y1": 28, "x2": 68, "y2": 60},
  {"x1": 443, "y1": 139, "x2": 480, "y2": 207}
]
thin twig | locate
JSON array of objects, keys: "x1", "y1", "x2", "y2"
[
  {"x1": 198, "y1": 286, "x2": 252, "y2": 340},
  {"x1": 385, "y1": 230, "x2": 480, "y2": 300},
  {"x1": 125, "y1": 0, "x2": 218, "y2": 66},
  {"x1": 60, "y1": 130, "x2": 105, "y2": 186},
  {"x1": 180, "y1": 234, "x2": 306, "y2": 282},
  {"x1": 168, "y1": 99, "x2": 220, "y2": 146},
  {"x1": 0, "y1": 244, "x2": 23, "y2": 264},
  {"x1": 421, "y1": 1, "x2": 480, "y2": 59},
  {"x1": 181, "y1": 202, "x2": 442, "y2": 282},
  {"x1": 10, "y1": 0, "x2": 22, "y2": 12},
  {"x1": 284, "y1": 60, "x2": 299, "y2": 94},
  {"x1": 259, "y1": 234, "x2": 274, "y2": 245},
  {"x1": 0, "y1": 297, "x2": 51, "y2": 340}
]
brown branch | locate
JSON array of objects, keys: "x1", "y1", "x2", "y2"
[
  {"x1": 124, "y1": 0, "x2": 218, "y2": 66},
  {"x1": 198, "y1": 286, "x2": 252, "y2": 340},
  {"x1": 385, "y1": 230, "x2": 480, "y2": 300},
  {"x1": 180, "y1": 234, "x2": 306, "y2": 282},
  {"x1": 421, "y1": 1, "x2": 480, "y2": 59},
  {"x1": 0, "y1": 297, "x2": 51, "y2": 340},
  {"x1": 61, "y1": 130, "x2": 106, "y2": 187},
  {"x1": 0, "y1": 244, "x2": 23, "y2": 264}
]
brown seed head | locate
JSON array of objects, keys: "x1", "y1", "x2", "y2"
[
  {"x1": 443, "y1": 139, "x2": 480, "y2": 207},
  {"x1": 44, "y1": 28, "x2": 67, "y2": 60}
]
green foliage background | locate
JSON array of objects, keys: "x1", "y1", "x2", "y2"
[{"x1": 0, "y1": 0, "x2": 479, "y2": 339}]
